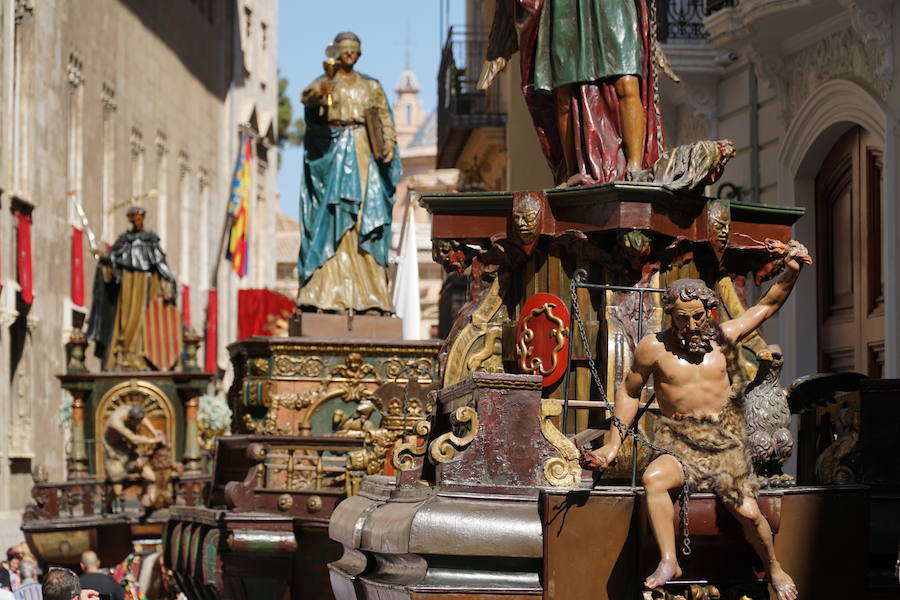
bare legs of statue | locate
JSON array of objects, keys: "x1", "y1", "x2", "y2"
[
  {"x1": 554, "y1": 75, "x2": 646, "y2": 186},
  {"x1": 642, "y1": 455, "x2": 798, "y2": 600},
  {"x1": 614, "y1": 74, "x2": 646, "y2": 176},
  {"x1": 554, "y1": 85, "x2": 577, "y2": 184}
]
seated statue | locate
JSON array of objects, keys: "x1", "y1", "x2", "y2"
[
  {"x1": 584, "y1": 241, "x2": 810, "y2": 600},
  {"x1": 103, "y1": 404, "x2": 166, "y2": 509}
]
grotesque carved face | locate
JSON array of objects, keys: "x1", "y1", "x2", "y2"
[
  {"x1": 512, "y1": 193, "x2": 543, "y2": 245},
  {"x1": 707, "y1": 200, "x2": 730, "y2": 253}
]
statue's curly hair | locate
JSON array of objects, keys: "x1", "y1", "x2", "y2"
[{"x1": 662, "y1": 279, "x2": 719, "y2": 315}]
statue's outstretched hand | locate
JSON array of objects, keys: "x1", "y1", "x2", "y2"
[
  {"x1": 477, "y1": 57, "x2": 507, "y2": 90},
  {"x1": 580, "y1": 444, "x2": 619, "y2": 471},
  {"x1": 784, "y1": 240, "x2": 812, "y2": 271}
]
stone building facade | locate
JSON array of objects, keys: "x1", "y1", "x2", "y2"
[
  {"x1": 0, "y1": 0, "x2": 277, "y2": 547},
  {"x1": 662, "y1": 0, "x2": 897, "y2": 383}
]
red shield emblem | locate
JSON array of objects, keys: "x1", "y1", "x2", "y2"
[
  {"x1": 144, "y1": 298, "x2": 183, "y2": 371},
  {"x1": 516, "y1": 293, "x2": 570, "y2": 387}
]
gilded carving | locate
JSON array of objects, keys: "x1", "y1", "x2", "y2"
[
  {"x1": 277, "y1": 494, "x2": 293, "y2": 511},
  {"x1": 249, "y1": 358, "x2": 269, "y2": 375},
  {"x1": 443, "y1": 278, "x2": 508, "y2": 387},
  {"x1": 307, "y1": 495, "x2": 323, "y2": 513},
  {"x1": 272, "y1": 355, "x2": 326, "y2": 377},
  {"x1": 429, "y1": 406, "x2": 479, "y2": 464},
  {"x1": 380, "y1": 357, "x2": 435, "y2": 382},
  {"x1": 330, "y1": 352, "x2": 376, "y2": 380},
  {"x1": 244, "y1": 388, "x2": 322, "y2": 436},
  {"x1": 392, "y1": 420, "x2": 432, "y2": 471},
  {"x1": 517, "y1": 303, "x2": 568, "y2": 376},
  {"x1": 539, "y1": 400, "x2": 582, "y2": 488}
]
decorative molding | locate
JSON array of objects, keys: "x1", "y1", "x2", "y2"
[
  {"x1": 101, "y1": 83, "x2": 116, "y2": 113},
  {"x1": 539, "y1": 399, "x2": 581, "y2": 488},
  {"x1": 840, "y1": 0, "x2": 893, "y2": 82},
  {"x1": 14, "y1": 0, "x2": 33, "y2": 23},
  {"x1": 67, "y1": 53, "x2": 84, "y2": 88},
  {"x1": 155, "y1": 131, "x2": 168, "y2": 156},
  {"x1": 130, "y1": 128, "x2": 145, "y2": 156},
  {"x1": 428, "y1": 406, "x2": 479, "y2": 464}
]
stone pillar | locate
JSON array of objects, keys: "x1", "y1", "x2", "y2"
[
  {"x1": 182, "y1": 396, "x2": 201, "y2": 473},
  {"x1": 69, "y1": 393, "x2": 89, "y2": 480}
]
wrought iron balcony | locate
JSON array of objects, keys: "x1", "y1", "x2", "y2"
[
  {"x1": 436, "y1": 26, "x2": 507, "y2": 169},
  {"x1": 657, "y1": 0, "x2": 712, "y2": 42}
]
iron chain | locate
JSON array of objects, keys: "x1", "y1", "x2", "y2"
[{"x1": 569, "y1": 276, "x2": 692, "y2": 556}]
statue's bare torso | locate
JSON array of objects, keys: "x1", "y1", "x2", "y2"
[{"x1": 640, "y1": 332, "x2": 732, "y2": 418}]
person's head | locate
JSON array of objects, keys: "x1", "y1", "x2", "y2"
[
  {"x1": 79, "y1": 551, "x2": 100, "y2": 574},
  {"x1": 126, "y1": 405, "x2": 145, "y2": 430},
  {"x1": 126, "y1": 205, "x2": 146, "y2": 231},
  {"x1": 18, "y1": 560, "x2": 36, "y2": 582},
  {"x1": 663, "y1": 279, "x2": 719, "y2": 355},
  {"x1": 5, "y1": 547, "x2": 21, "y2": 572},
  {"x1": 42, "y1": 567, "x2": 81, "y2": 600},
  {"x1": 333, "y1": 31, "x2": 361, "y2": 70}
]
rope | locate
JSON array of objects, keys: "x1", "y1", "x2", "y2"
[{"x1": 569, "y1": 276, "x2": 692, "y2": 556}]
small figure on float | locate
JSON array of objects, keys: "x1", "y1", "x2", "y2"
[
  {"x1": 297, "y1": 32, "x2": 402, "y2": 313},
  {"x1": 583, "y1": 241, "x2": 811, "y2": 600},
  {"x1": 103, "y1": 404, "x2": 166, "y2": 509},
  {"x1": 86, "y1": 205, "x2": 178, "y2": 371}
]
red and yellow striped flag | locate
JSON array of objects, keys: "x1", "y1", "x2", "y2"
[{"x1": 226, "y1": 135, "x2": 252, "y2": 277}]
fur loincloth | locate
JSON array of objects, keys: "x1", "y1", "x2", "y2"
[{"x1": 653, "y1": 399, "x2": 758, "y2": 507}]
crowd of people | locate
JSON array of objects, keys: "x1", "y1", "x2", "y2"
[{"x1": 1, "y1": 546, "x2": 124, "y2": 600}]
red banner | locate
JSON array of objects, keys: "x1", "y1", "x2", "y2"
[
  {"x1": 15, "y1": 211, "x2": 33, "y2": 305},
  {"x1": 182, "y1": 284, "x2": 191, "y2": 329},
  {"x1": 204, "y1": 289, "x2": 218, "y2": 374},
  {"x1": 71, "y1": 226, "x2": 85, "y2": 306},
  {"x1": 238, "y1": 289, "x2": 294, "y2": 339}
]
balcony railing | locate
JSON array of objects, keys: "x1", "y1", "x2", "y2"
[
  {"x1": 23, "y1": 474, "x2": 209, "y2": 522},
  {"x1": 657, "y1": 0, "x2": 709, "y2": 42},
  {"x1": 436, "y1": 26, "x2": 506, "y2": 168}
]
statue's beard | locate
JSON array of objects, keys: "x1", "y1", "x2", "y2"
[{"x1": 676, "y1": 321, "x2": 717, "y2": 356}]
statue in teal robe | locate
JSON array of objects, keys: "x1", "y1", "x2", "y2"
[{"x1": 297, "y1": 32, "x2": 402, "y2": 312}]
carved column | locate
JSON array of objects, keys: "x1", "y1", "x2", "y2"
[
  {"x1": 182, "y1": 396, "x2": 202, "y2": 473},
  {"x1": 69, "y1": 393, "x2": 89, "y2": 480}
]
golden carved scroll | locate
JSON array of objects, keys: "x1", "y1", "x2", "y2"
[
  {"x1": 539, "y1": 399, "x2": 581, "y2": 488},
  {"x1": 428, "y1": 406, "x2": 479, "y2": 463}
]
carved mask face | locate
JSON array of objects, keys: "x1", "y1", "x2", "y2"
[
  {"x1": 707, "y1": 200, "x2": 730, "y2": 253},
  {"x1": 671, "y1": 298, "x2": 712, "y2": 355},
  {"x1": 512, "y1": 195, "x2": 543, "y2": 245}
]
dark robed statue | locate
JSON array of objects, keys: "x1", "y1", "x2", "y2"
[
  {"x1": 87, "y1": 205, "x2": 176, "y2": 371},
  {"x1": 297, "y1": 31, "x2": 402, "y2": 313}
]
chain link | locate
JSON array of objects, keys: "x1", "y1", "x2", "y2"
[{"x1": 569, "y1": 276, "x2": 692, "y2": 556}]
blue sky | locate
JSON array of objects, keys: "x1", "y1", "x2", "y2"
[{"x1": 277, "y1": 0, "x2": 464, "y2": 219}]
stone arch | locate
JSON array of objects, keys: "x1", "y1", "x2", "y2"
[{"x1": 775, "y1": 79, "x2": 887, "y2": 382}]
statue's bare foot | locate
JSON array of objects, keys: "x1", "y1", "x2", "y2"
[
  {"x1": 644, "y1": 559, "x2": 681, "y2": 589},
  {"x1": 770, "y1": 567, "x2": 797, "y2": 600}
]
